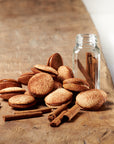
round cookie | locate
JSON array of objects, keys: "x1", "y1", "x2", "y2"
[
  {"x1": 63, "y1": 83, "x2": 89, "y2": 92},
  {"x1": 63, "y1": 78, "x2": 89, "y2": 92},
  {"x1": 63, "y1": 78, "x2": 89, "y2": 86},
  {"x1": 45, "y1": 88, "x2": 73, "y2": 108},
  {"x1": 47, "y1": 53, "x2": 63, "y2": 70},
  {"x1": 34, "y1": 64, "x2": 58, "y2": 75},
  {"x1": 18, "y1": 72, "x2": 34, "y2": 85},
  {"x1": 8, "y1": 94, "x2": 36, "y2": 109},
  {"x1": 28, "y1": 73, "x2": 54, "y2": 98},
  {"x1": 53, "y1": 81, "x2": 63, "y2": 90},
  {"x1": 57, "y1": 66, "x2": 74, "y2": 82},
  {"x1": 76, "y1": 89, "x2": 107, "y2": 110},
  {"x1": 0, "y1": 79, "x2": 22, "y2": 90},
  {"x1": 0, "y1": 87, "x2": 26, "y2": 100}
]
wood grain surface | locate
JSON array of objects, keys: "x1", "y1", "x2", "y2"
[{"x1": 0, "y1": 0, "x2": 114, "y2": 144}]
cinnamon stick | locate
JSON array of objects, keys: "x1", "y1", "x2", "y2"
[
  {"x1": 86, "y1": 52, "x2": 91, "y2": 76},
  {"x1": 50, "y1": 110, "x2": 67, "y2": 127},
  {"x1": 14, "y1": 107, "x2": 52, "y2": 114},
  {"x1": 91, "y1": 57, "x2": 97, "y2": 83},
  {"x1": 3, "y1": 111, "x2": 42, "y2": 121},
  {"x1": 77, "y1": 59, "x2": 95, "y2": 89},
  {"x1": 63, "y1": 104, "x2": 80, "y2": 121},
  {"x1": 48, "y1": 101, "x2": 70, "y2": 121}
]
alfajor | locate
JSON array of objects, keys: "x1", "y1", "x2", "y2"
[
  {"x1": 28, "y1": 73, "x2": 54, "y2": 98},
  {"x1": 8, "y1": 94, "x2": 36, "y2": 109},
  {"x1": 76, "y1": 89, "x2": 107, "y2": 110},
  {"x1": 0, "y1": 79, "x2": 21, "y2": 90},
  {"x1": 47, "y1": 53, "x2": 63, "y2": 70},
  {"x1": 45, "y1": 88, "x2": 73, "y2": 108},
  {"x1": 18, "y1": 72, "x2": 34, "y2": 85},
  {"x1": 57, "y1": 66, "x2": 74, "y2": 82},
  {"x1": 0, "y1": 87, "x2": 26, "y2": 100},
  {"x1": 63, "y1": 78, "x2": 89, "y2": 92}
]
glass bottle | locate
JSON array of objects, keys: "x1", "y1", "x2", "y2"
[{"x1": 72, "y1": 34, "x2": 100, "y2": 89}]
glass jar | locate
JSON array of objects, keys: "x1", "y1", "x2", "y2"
[{"x1": 72, "y1": 34, "x2": 100, "y2": 89}]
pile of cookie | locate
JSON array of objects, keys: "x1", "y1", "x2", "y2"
[{"x1": 0, "y1": 53, "x2": 107, "y2": 125}]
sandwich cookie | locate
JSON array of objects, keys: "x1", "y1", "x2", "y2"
[
  {"x1": 47, "y1": 53, "x2": 63, "y2": 70},
  {"x1": 53, "y1": 81, "x2": 63, "y2": 90},
  {"x1": 63, "y1": 78, "x2": 89, "y2": 92},
  {"x1": 0, "y1": 79, "x2": 22, "y2": 90},
  {"x1": 18, "y1": 72, "x2": 34, "y2": 85},
  {"x1": 31, "y1": 64, "x2": 58, "y2": 78},
  {"x1": 45, "y1": 88, "x2": 73, "y2": 108},
  {"x1": 28, "y1": 73, "x2": 54, "y2": 98},
  {"x1": 8, "y1": 94, "x2": 36, "y2": 109},
  {"x1": 76, "y1": 89, "x2": 107, "y2": 110},
  {"x1": 57, "y1": 66, "x2": 74, "y2": 82},
  {"x1": 0, "y1": 87, "x2": 26, "y2": 100}
]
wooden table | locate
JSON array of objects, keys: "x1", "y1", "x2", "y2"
[{"x1": 0, "y1": 0, "x2": 114, "y2": 143}]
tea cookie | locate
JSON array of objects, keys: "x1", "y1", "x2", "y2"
[
  {"x1": 45, "y1": 88, "x2": 72, "y2": 108},
  {"x1": 47, "y1": 53, "x2": 63, "y2": 70},
  {"x1": 0, "y1": 79, "x2": 21, "y2": 90},
  {"x1": 63, "y1": 78, "x2": 89, "y2": 86},
  {"x1": 8, "y1": 94, "x2": 36, "y2": 109},
  {"x1": 33, "y1": 64, "x2": 58, "y2": 75},
  {"x1": 76, "y1": 89, "x2": 107, "y2": 110},
  {"x1": 0, "y1": 87, "x2": 26, "y2": 100},
  {"x1": 18, "y1": 72, "x2": 34, "y2": 85},
  {"x1": 53, "y1": 81, "x2": 63, "y2": 90},
  {"x1": 63, "y1": 78, "x2": 89, "y2": 92},
  {"x1": 28, "y1": 73, "x2": 54, "y2": 98},
  {"x1": 58, "y1": 66, "x2": 74, "y2": 82}
]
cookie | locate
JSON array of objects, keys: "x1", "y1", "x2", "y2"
[
  {"x1": 0, "y1": 79, "x2": 21, "y2": 90},
  {"x1": 0, "y1": 87, "x2": 26, "y2": 100},
  {"x1": 57, "y1": 66, "x2": 74, "y2": 82},
  {"x1": 8, "y1": 94, "x2": 36, "y2": 109},
  {"x1": 18, "y1": 72, "x2": 34, "y2": 85},
  {"x1": 63, "y1": 83, "x2": 89, "y2": 92},
  {"x1": 76, "y1": 89, "x2": 107, "y2": 110},
  {"x1": 28, "y1": 73, "x2": 54, "y2": 98},
  {"x1": 33, "y1": 64, "x2": 58, "y2": 75},
  {"x1": 63, "y1": 78, "x2": 89, "y2": 86},
  {"x1": 47, "y1": 53, "x2": 63, "y2": 70},
  {"x1": 63, "y1": 78, "x2": 89, "y2": 92},
  {"x1": 53, "y1": 81, "x2": 63, "y2": 90},
  {"x1": 45, "y1": 88, "x2": 73, "y2": 108}
]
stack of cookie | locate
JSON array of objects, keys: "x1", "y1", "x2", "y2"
[
  {"x1": 0, "y1": 53, "x2": 75, "y2": 109},
  {"x1": 0, "y1": 53, "x2": 107, "y2": 124}
]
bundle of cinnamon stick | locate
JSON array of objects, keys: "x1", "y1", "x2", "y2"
[
  {"x1": 77, "y1": 52, "x2": 97, "y2": 89},
  {"x1": 48, "y1": 102, "x2": 81, "y2": 127},
  {"x1": 86, "y1": 52, "x2": 97, "y2": 83}
]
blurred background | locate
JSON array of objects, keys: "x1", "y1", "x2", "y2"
[{"x1": 82, "y1": 0, "x2": 114, "y2": 84}]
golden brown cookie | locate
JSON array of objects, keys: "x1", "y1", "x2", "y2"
[
  {"x1": 28, "y1": 73, "x2": 54, "y2": 98},
  {"x1": 63, "y1": 78, "x2": 89, "y2": 86},
  {"x1": 18, "y1": 72, "x2": 34, "y2": 85},
  {"x1": 0, "y1": 79, "x2": 22, "y2": 90},
  {"x1": 76, "y1": 89, "x2": 107, "y2": 110},
  {"x1": 47, "y1": 53, "x2": 63, "y2": 70},
  {"x1": 53, "y1": 81, "x2": 63, "y2": 90},
  {"x1": 63, "y1": 83, "x2": 89, "y2": 92},
  {"x1": 31, "y1": 67, "x2": 41, "y2": 74},
  {"x1": 33, "y1": 64, "x2": 58, "y2": 75},
  {"x1": 8, "y1": 94, "x2": 36, "y2": 109},
  {"x1": 63, "y1": 78, "x2": 89, "y2": 92},
  {"x1": 0, "y1": 87, "x2": 26, "y2": 100},
  {"x1": 44, "y1": 88, "x2": 73, "y2": 108},
  {"x1": 24, "y1": 91, "x2": 31, "y2": 95},
  {"x1": 57, "y1": 66, "x2": 74, "y2": 82}
]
